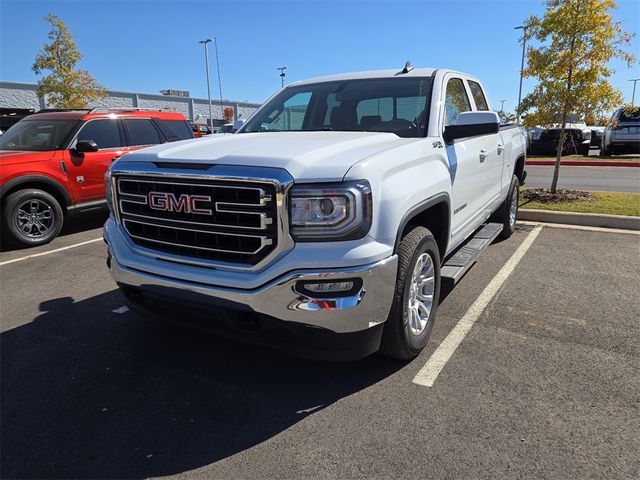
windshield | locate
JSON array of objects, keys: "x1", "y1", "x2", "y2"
[
  {"x1": 241, "y1": 77, "x2": 432, "y2": 138},
  {"x1": 0, "y1": 119, "x2": 78, "y2": 151}
]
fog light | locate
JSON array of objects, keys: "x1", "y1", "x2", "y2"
[{"x1": 302, "y1": 281, "x2": 354, "y2": 294}]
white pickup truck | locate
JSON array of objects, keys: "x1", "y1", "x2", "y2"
[{"x1": 104, "y1": 66, "x2": 527, "y2": 360}]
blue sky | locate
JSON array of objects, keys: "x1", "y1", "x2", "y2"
[{"x1": 1, "y1": 0, "x2": 639, "y2": 111}]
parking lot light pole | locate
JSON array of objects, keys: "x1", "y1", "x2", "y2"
[
  {"x1": 213, "y1": 37, "x2": 224, "y2": 121},
  {"x1": 630, "y1": 79, "x2": 640, "y2": 106},
  {"x1": 277, "y1": 66, "x2": 287, "y2": 88},
  {"x1": 514, "y1": 25, "x2": 528, "y2": 124},
  {"x1": 500, "y1": 99, "x2": 507, "y2": 112},
  {"x1": 199, "y1": 39, "x2": 213, "y2": 128}
]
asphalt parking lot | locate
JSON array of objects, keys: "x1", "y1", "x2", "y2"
[
  {"x1": 525, "y1": 165, "x2": 640, "y2": 193},
  {"x1": 1, "y1": 214, "x2": 639, "y2": 479}
]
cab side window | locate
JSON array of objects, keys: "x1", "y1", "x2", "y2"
[
  {"x1": 123, "y1": 118, "x2": 162, "y2": 146},
  {"x1": 468, "y1": 81, "x2": 489, "y2": 111},
  {"x1": 76, "y1": 119, "x2": 122, "y2": 149},
  {"x1": 444, "y1": 78, "x2": 472, "y2": 126}
]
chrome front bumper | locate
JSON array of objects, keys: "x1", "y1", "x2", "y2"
[{"x1": 106, "y1": 238, "x2": 398, "y2": 334}]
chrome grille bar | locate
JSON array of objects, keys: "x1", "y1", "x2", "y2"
[
  {"x1": 118, "y1": 200, "x2": 273, "y2": 230},
  {"x1": 118, "y1": 178, "x2": 272, "y2": 205},
  {"x1": 122, "y1": 219, "x2": 272, "y2": 255}
]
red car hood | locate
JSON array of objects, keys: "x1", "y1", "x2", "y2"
[{"x1": 0, "y1": 150, "x2": 57, "y2": 165}]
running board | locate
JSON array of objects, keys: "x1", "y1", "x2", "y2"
[{"x1": 441, "y1": 223, "x2": 503, "y2": 285}]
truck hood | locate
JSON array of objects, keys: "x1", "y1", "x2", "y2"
[
  {"x1": 121, "y1": 132, "x2": 419, "y2": 181},
  {"x1": 0, "y1": 150, "x2": 56, "y2": 166}
]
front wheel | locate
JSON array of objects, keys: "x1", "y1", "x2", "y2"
[
  {"x1": 1, "y1": 189, "x2": 64, "y2": 248},
  {"x1": 379, "y1": 226, "x2": 441, "y2": 360}
]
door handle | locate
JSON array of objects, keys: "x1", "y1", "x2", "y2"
[
  {"x1": 497, "y1": 143, "x2": 505, "y2": 155},
  {"x1": 479, "y1": 149, "x2": 488, "y2": 162}
]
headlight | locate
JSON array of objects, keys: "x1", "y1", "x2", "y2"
[{"x1": 290, "y1": 181, "x2": 372, "y2": 241}]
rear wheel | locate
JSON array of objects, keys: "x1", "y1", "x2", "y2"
[
  {"x1": 561, "y1": 141, "x2": 577, "y2": 156},
  {"x1": 1, "y1": 189, "x2": 64, "y2": 247},
  {"x1": 600, "y1": 143, "x2": 614, "y2": 156},
  {"x1": 492, "y1": 175, "x2": 519, "y2": 240},
  {"x1": 379, "y1": 226, "x2": 441, "y2": 360}
]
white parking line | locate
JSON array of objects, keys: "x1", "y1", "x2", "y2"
[
  {"x1": 413, "y1": 225, "x2": 543, "y2": 387},
  {"x1": 0, "y1": 238, "x2": 103, "y2": 267}
]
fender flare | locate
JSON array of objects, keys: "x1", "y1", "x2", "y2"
[
  {"x1": 0, "y1": 175, "x2": 72, "y2": 208},
  {"x1": 394, "y1": 192, "x2": 451, "y2": 255}
]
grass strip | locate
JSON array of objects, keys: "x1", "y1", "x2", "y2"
[{"x1": 520, "y1": 190, "x2": 640, "y2": 217}]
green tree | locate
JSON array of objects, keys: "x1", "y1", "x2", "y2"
[
  {"x1": 32, "y1": 14, "x2": 106, "y2": 108},
  {"x1": 518, "y1": 0, "x2": 635, "y2": 193}
]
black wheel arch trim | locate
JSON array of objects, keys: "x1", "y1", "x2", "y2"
[
  {"x1": 514, "y1": 155, "x2": 526, "y2": 185},
  {"x1": 393, "y1": 192, "x2": 451, "y2": 256},
  {"x1": 67, "y1": 199, "x2": 108, "y2": 215},
  {"x1": 0, "y1": 175, "x2": 72, "y2": 208}
]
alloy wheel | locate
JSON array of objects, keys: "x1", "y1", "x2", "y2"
[
  {"x1": 15, "y1": 199, "x2": 55, "y2": 238},
  {"x1": 509, "y1": 186, "x2": 518, "y2": 228},
  {"x1": 407, "y1": 252, "x2": 435, "y2": 336}
]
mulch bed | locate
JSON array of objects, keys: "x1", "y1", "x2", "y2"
[{"x1": 520, "y1": 188, "x2": 593, "y2": 204}]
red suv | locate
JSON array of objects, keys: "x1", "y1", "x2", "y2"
[{"x1": 0, "y1": 108, "x2": 194, "y2": 247}]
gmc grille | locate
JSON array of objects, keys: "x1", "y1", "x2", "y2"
[{"x1": 115, "y1": 176, "x2": 278, "y2": 265}]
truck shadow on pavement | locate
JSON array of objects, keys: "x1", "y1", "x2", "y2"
[
  {"x1": 60, "y1": 210, "x2": 109, "y2": 236},
  {"x1": 1, "y1": 291, "x2": 404, "y2": 479}
]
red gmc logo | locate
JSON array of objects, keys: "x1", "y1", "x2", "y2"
[{"x1": 148, "y1": 191, "x2": 212, "y2": 215}]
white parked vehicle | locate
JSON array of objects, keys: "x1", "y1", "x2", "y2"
[
  {"x1": 216, "y1": 123, "x2": 234, "y2": 134},
  {"x1": 528, "y1": 115, "x2": 592, "y2": 156},
  {"x1": 588, "y1": 125, "x2": 605, "y2": 149},
  {"x1": 104, "y1": 65, "x2": 527, "y2": 360},
  {"x1": 601, "y1": 106, "x2": 640, "y2": 156}
]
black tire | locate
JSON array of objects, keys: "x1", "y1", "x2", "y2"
[
  {"x1": 492, "y1": 175, "x2": 519, "y2": 240},
  {"x1": 600, "y1": 144, "x2": 614, "y2": 156},
  {"x1": 1, "y1": 189, "x2": 64, "y2": 247},
  {"x1": 379, "y1": 226, "x2": 441, "y2": 360},
  {"x1": 562, "y1": 142, "x2": 577, "y2": 156}
]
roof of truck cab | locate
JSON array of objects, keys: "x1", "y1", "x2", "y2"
[{"x1": 289, "y1": 68, "x2": 439, "y2": 86}]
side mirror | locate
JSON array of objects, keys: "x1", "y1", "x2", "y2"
[
  {"x1": 444, "y1": 111, "x2": 500, "y2": 143},
  {"x1": 75, "y1": 140, "x2": 99, "y2": 153}
]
